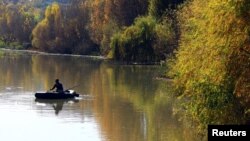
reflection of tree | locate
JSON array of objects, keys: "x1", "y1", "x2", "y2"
[
  {"x1": 92, "y1": 63, "x2": 244, "y2": 141},
  {"x1": 31, "y1": 54, "x2": 102, "y2": 92},
  {"x1": 111, "y1": 65, "x2": 159, "y2": 97},
  {"x1": 0, "y1": 50, "x2": 200, "y2": 140},
  {"x1": 0, "y1": 50, "x2": 102, "y2": 93},
  {"x1": 0, "y1": 51, "x2": 33, "y2": 88},
  {"x1": 89, "y1": 64, "x2": 196, "y2": 141}
]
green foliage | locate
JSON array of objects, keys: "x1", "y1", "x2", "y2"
[
  {"x1": 0, "y1": 40, "x2": 5, "y2": 48},
  {"x1": 0, "y1": 4, "x2": 37, "y2": 47},
  {"x1": 170, "y1": 0, "x2": 250, "y2": 131},
  {"x1": 32, "y1": 2, "x2": 97, "y2": 54},
  {"x1": 149, "y1": 0, "x2": 184, "y2": 18},
  {"x1": 110, "y1": 16, "x2": 156, "y2": 62},
  {"x1": 153, "y1": 16, "x2": 177, "y2": 59},
  {"x1": 109, "y1": 16, "x2": 176, "y2": 63},
  {"x1": 149, "y1": 0, "x2": 167, "y2": 18},
  {"x1": 100, "y1": 20, "x2": 120, "y2": 55},
  {"x1": 9, "y1": 42, "x2": 23, "y2": 49},
  {"x1": 32, "y1": 3, "x2": 61, "y2": 52},
  {"x1": 87, "y1": 0, "x2": 148, "y2": 55}
]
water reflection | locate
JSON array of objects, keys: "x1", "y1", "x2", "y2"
[
  {"x1": 35, "y1": 99, "x2": 79, "y2": 115},
  {"x1": 0, "y1": 49, "x2": 102, "y2": 93},
  {"x1": 0, "y1": 50, "x2": 200, "y2": 141}
]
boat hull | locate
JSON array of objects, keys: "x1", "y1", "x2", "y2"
[{"x1": 35, "y1": 92, "x2": 79, "y2": 99}]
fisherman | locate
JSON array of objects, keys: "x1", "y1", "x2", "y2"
[{"x1": 50, "y1": 79, "x2": 64, "y2": 93}]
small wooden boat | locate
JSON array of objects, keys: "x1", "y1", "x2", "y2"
[{"x1": 35, "y1": 90, "x2": 79, "y2": 99}]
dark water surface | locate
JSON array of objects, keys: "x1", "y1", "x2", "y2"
[{"x1": 0, "y1": 50, "x2": 197, "y2": 141}]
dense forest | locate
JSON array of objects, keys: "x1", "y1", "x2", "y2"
[
  {"x1": 0, "y1": 0, "x2": 183, "y2": 58},
  {"x1": 0, "y1": 0, "x2": 249, "y2": 136}
]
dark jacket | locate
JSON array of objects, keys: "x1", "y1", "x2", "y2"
[{"x1": 51, "y1": 82, "x2": 64, "y2": 92}]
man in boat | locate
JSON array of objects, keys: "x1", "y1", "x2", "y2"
[{"x1": 50, "y1": 79, "x2": 64, "y2": 93}]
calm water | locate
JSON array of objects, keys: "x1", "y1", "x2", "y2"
[{"x1": 0, "y1": 50, "x2": 197, "y2": 141}]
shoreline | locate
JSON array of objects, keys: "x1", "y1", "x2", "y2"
[
  {"x1": 154, "y1": 75, "x2": 173, "y2": 82},
  {"x1": 0, "y1": 48, "x2": 106, "y2": 60},
  {"x1": 0, "y1": 48, "x2": 163, "y2": 65}
]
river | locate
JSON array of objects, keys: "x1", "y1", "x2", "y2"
[{"x1": 0, "y1": 50, "x2": 198, "y2": 141}]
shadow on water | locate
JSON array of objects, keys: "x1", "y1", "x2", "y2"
[{"x1": 35, "y1": 99, "x2": 79, "y2": 115}]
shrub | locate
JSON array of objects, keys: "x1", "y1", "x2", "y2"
[
  {"x1": 109, "y1": 15, "x2": 176, "y2": 63},
  {"x1": 170, "y1": 0, "x2": 250, "y2": 131}
]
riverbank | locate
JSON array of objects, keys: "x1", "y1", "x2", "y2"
[
  {"x1": 0, "y1": 48, "x2": 106, "y2": 60},
  {"x1": 0, "y1": 48, "x2": 166, "y2": 65},
  {"x1": 154, "y1": 75, "x2": 173, "y2": 82}
]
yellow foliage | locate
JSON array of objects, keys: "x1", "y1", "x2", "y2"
[{"x1": 170, "y1": 0, "x2": 250, "y2": 128}]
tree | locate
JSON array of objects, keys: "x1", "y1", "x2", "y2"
[
  {"x1": 32, "y1": 1, "x2": 97, "y2": 54},
  {"x1": 0, "y1": 3, "x2": 37, "y2": 48},
  {"x1": 169, "y1": 0, "x2": 250, "y2": 130},
  {"x1": 87, "y1": 0, "x2": 148, "y2": 55},
  {"x1": 32, "y1": 2, "x2": 62, "y2": 52},
  {"x1": 109, "y1": 15, "x2": 176, "y2": 63},
  {"x1": 149, "y1": 0, "x2": 184, "y2": 18}
]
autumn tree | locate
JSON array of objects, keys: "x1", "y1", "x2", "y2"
[
  {"x1": 0, "y1": 3, "x2": 37, "y2": 48},
  {"x1": 149, "y1": 0, "x2": 184, "y2": 18},
  {"x1": 87, "y1": 0, "x2": 148, "y2": 54},
  {"x1": 169, "y1": 0, "x2": 250, "y2": 131},
  {"x1": 109, "y1": 15, "x2": 176, "y2": 63},
  {"x1": 32, "y1": 2, "x2": 97, "y2": 54},
  {"x1": 32, "y1": 3, "x2": 62, "y2": 52},
  {"x1": 108, "y1": 0, "x2": 182, "y2": 62}
]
